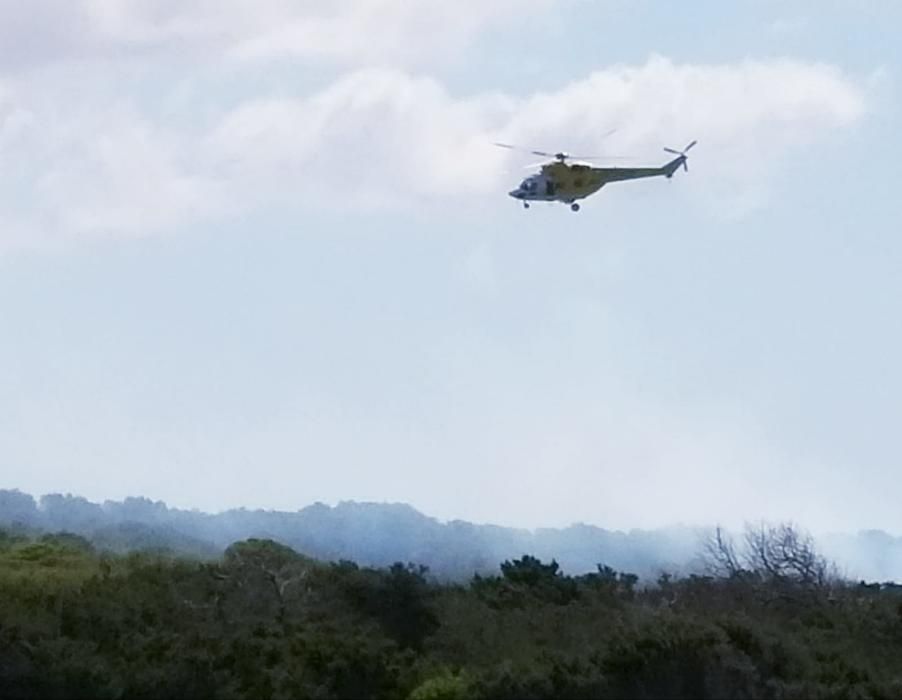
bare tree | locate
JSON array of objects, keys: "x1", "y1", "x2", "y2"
[
  {"x1": 743, "y1": 522, "x2": 834, "y2": 587},
  {"x1": 702, "y1": 522, "x2": 836, "y2": 588},
  {"x1": 702, "y1": 525, "x2": 742, "y2": 578}
]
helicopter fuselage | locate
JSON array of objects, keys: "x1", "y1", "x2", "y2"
[{"x1": 508, "y1": 163, "x2": 605, "y2": 205}]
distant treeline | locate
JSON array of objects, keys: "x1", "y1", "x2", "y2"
[
  {"x1": 0, "y1": 489, "x2": 703, "y2": 581},
  {"x1": 2, "y1": 528, "x2": 902, "y2": 699},
  {"x1": 2, "y1": 489, "x2": 902, "y2": 582}
]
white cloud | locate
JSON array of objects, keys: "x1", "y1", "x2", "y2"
[
  {"x1": 0, "y1": 3, "x2": 93, "y2": 72},
  {"x1": 506, "y1": 57, "x2": 865, "y2": 156},
  {"x1": 37, "y1": 110, "x2": 224, "y2": 238},
  {"x1": 0, "y1": 54, "x2": 868, "y2": 250},
  {"x1": 223, "y1": 1, "x2": 552, "y2": 66},
  {"x1": 208, "y1": 57, "x2": 867, "y2": 212},
  {"x1": 0, "y1": 1, "x2": 552, "y2": 71},
  {"x1": 0, "y1": 85, "x2": 223, "y2": 248},
  {"x1": 207, "y1": 69, "x2": 514, "y2": 202}
]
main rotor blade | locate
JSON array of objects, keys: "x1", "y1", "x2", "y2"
[
  {"x1": 572, "y1": 155, "x2": 640, "y2": 162},
  {"x1": 495, "y1": 135, "x2": 621, "y2": 160}
]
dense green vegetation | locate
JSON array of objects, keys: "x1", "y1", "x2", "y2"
[{"x1": 3, "y1": 528, "x2": 902, "y2": 699}]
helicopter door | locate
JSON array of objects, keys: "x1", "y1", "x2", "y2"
[{"x1": 545, "y1": 180, "x2": 556, "y2": 197}]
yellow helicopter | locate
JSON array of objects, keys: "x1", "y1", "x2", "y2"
[{"x1": 495, "y1": 140, "x2": 697, "y2": 211}]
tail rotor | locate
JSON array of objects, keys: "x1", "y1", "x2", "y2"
[{"x1": 663, "y1": 140, "x2": 697, "y2": 172}]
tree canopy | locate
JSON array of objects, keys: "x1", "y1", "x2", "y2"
[{"x1": 2, "y1": 525, "x2": 902, "y2": 699}]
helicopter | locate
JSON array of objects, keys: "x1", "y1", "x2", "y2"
[{"x1": 496, "y1": 140, "x2": 697, "y2": 211}]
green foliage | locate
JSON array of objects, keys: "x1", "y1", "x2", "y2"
[
  {"x1": 500, "y1": 555, "x2": 562, "y2": 586},
  {"x1": 409, "y1": 670, "x2": 470, "y2": 700},
  {"x1": 474, "y1": 555, "x2": 580, "y2": 609},
  {"x1": 2, "y1": 530, "x2": 902, "y2": 699},
  {"x1": 329, "y1": 560, "x2": 440, "y2": 650}
]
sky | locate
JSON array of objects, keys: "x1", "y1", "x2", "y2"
[{"x1": 1, "y1": 1, "x2": 900, "y2": 533}]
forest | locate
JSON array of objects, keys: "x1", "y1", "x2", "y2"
[
  {"x1": 2, "y1": 523, "x2": 902, "y2": 699},
  {"x1": 4, "y1": 489, "x2": 902, "y2": 583},
  {"x1": 0, "y1": 489, "x2": 701, "y2": 581}
]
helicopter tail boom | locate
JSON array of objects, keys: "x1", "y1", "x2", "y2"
[{"x1": 662, "y1": 155, "x2": 687, "y2": 178}]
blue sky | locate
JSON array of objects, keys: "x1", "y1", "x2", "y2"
[{"x1": 1, "y1": 1, "x2": 899, "y2": 532}]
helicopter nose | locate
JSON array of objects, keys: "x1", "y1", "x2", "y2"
[{"x1": 508, "y1": 189, "x2": 522, "y2": 199}]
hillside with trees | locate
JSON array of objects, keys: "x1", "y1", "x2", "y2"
[
  {"x1": 4, "y1": 490, "x2": 902, "y2": 583},
  {"x1": 0, "y1": 489, "x2": 702, "y2": 581},
  {"x1": 2, "y1": 524, "x2": 902, "y2": 699}
]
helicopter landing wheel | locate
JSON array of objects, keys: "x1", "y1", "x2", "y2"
[
  {"x1": 523, "y1": 201, "x2": 530, "y2": 209},
  {"x1": 570, "y1": 202, "x2": 580, "y2": 212}
]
